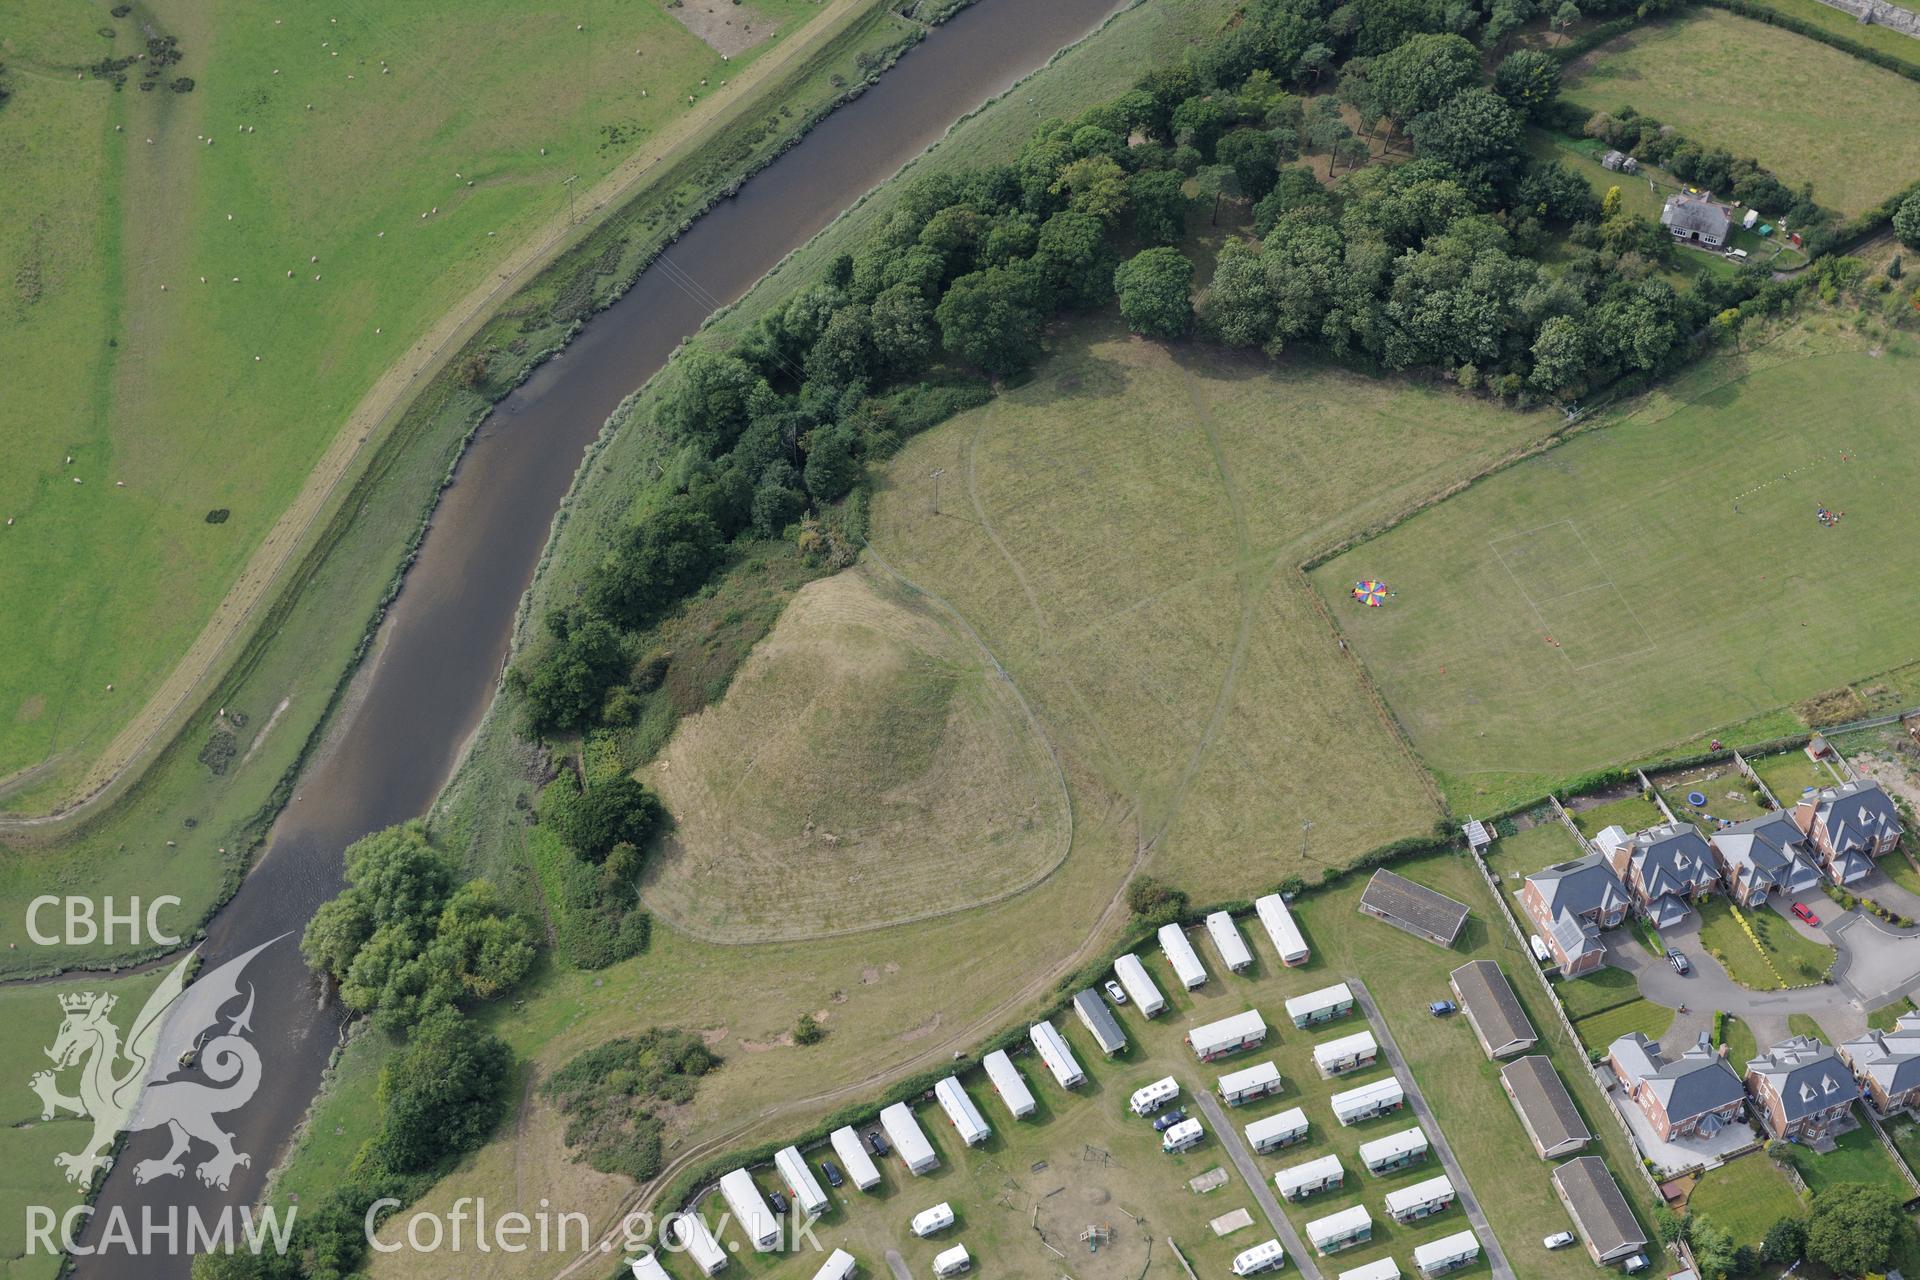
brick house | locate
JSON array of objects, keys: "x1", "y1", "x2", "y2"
[
  {"x1": 1792, "y1": 781, "x2": 1904, "y2": 885},
  {"x1": 1596, "y1": 822, "x2": 1720, "y2": 928},
  {"x1": 1518, "y1": 854, "x2": 1630, "y2": 977},
  {"x1": 1608, "y1": 1032, "x2": 1748, "y2": 1142},
  {"x1": 1745, "y1": 1036, "x2": 1860, "y2": 1141},
  {"x1": 1709, "y1": 810, "x2": 1825, "y2": 907},
  {"x1": 1839, "y1": 1013, "x2": 1920, "y2": 1116}
]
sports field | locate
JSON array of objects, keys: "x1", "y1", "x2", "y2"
[
  {"x1": 1562, "y1": 8, "x2": 1920, "y2": 216},
  {"x1": 1314, "y1": 328, "x2": 1920, "y2": 811},
  {"x1": 0, "y1": 0, "x2": 846, "y2": 809}
]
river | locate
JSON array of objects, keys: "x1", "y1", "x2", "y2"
[{"x1": 69, "y1": 1, "x2": 1125, "y2": 1275}]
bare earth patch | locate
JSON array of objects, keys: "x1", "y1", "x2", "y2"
[{"x1": 668, "y1": 0, "x2": 779, "y2": 57}]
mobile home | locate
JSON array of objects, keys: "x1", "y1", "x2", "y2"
[
  {"x1": 911, "y1": 1203, "x2": 956, "y2": 1238},
  {"x1": 1161, "y1": 1116, "x2": 1205, "y2": 1153},
  {"x1": 1384, "y1": 1174, "x2": 1455, "y2": 1222},
  {"x1": 1231, "y1": 1239, "x2": 1288, "y2": 1276},
  {"x1": 813, "y1": 1250, "x2": 858, "y2": 1280},
  {"x1": 774, "y1": 1145, "x2": 830, "y2": 1216},
  {"x1": 1254, "y1": 894, "x2": 1311, "y2": 966},
  {"x1": 880, "y1": 1102, "x2": 939, "y2": 1176},
  {"x1": 1188, "y1": 1009, "x2": 1268, "y2": 1062},
  {"x1": 1331, "y1": 1077, "x2": 1406, "y2": 1126},
  {"x1": 1072, "y1": 988, "x2": 1128, "y2": 1057},
  {"x1": 934, "y1": 1077, "x2": 991, "y2": 1148},
  {"x1": 1129, "y1": 1075, "x2": 1181, "y2": 1116},
  {"x1": 1412, "y1": 1229, "x2": 1480, "y2": 1277},
  {"x1": 1275, "y1": 1153, "x2": 1345, "y2": 1201},
  {"x1": 932, "y1": 1244, "x2": 972, "y2": 1278},
  {"x1": 981, "y1": 1050, "x2": 1036, "y2": 1120},
  {"x1": 630, "y1": 1251, "x2": 673, "y2": 1280},
  {"x1": 1158, "y1": 923, "x2": 1209, "y2": 989},
  {"x1": 1313, "y1": 1030, "x2": 1379, "y2": 1078},
  {"x1": 1207, "y1": 911, "x2": 1255, "y2": 973},
  {"x1": 1030, "y1": 1020, "x2": 1087, "y2": 1089},
  {"x1": 1337, "y1": 1259, "x2": 1401, "y2": 1280},
  {"x1": 1285, "y1": 983, "x2": 1354, "y2": 1028},
  {"x1": 669, "y1": 1213, "x2": 728, "y2": 1277},
  {"x1": 718, "y1": 1169, "x2": 780, "y2": 1252},
  {"x1": 1218, "y1": 1060, "x2": 1284, "y2": 1106},
  {"x1": 1113, "y1": 953, "x2": 1168, "y2": 1017},
  {"x1": 1358, "y1": 1125, "x2": 1428, "y2": 1173},
  {"x1": 1246, "y1": 1106, "x2": 1311, "y2": 1153},
  {"x1": 1306, "y1": 1206, "x2": 1373, "y2": 1255},
  {"x1": 829, "y1": 1125, "x2": 882, "y2": 1192}
]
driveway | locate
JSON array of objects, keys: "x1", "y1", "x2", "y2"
[
  {"x1": 1192, "y1": 1091, "x2": 1324, "y2": 1280},
  {"x1": 1606, "y1": 920, "x2": 1868, "y2": 1046}
]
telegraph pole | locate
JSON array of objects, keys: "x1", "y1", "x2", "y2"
[
  {"x1": 563, "y1": 174, "x2": 579, "y2": 224},
  {"x1": 930, "y1": 467, "x2": 946, "y2": 515}
]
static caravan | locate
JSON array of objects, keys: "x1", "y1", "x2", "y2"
[
  {"x1": 1130, "y1": 1075, "x2": 1181, "y2": 1117},
  {"x1": 880, "y1": 1102, "x2": 940, "y2": 1176},
  {"x1": 719, "y1": 1169, "x2": 780, "y2": 1252},
  {"x1": 1188, "y1": 1010, "x2": 1269, "y2": 1062},
  {"x1": 934, "y1": 1077, "x2": 991, "y2": 1148},
  {"x1": 669, "y1": 1213, "x2": 729, "y2": 1277},
  {"x1": 1254, "y1": 894, "x2": 1311, "y2": 966},
  {"x1": 981, "y1": 1050, "x2": 1036, "y2": 1120},
  {"x1": 1313, "y1": 1029, "x2": 1379, "y2": 1078},
  {"x1": 1072, "y1": 989, "x2": 1128, "y2": 1057},
  {"x1": 1306, "y1": 1206, "x2": 1373, "y2": 1256},
  {"x1": 1285, "y1": 982, "x2": 1354, "y2": 1028},
  {"x1": 1413, "y1": 1229, "x2": 1480, "y2": 1277},
  {"x1": 1030, "y1": 1020, "x2": 1087, "y2": 1089},
  {"x1": 813, "y1": 1249, "x2": 858, "y2": 1280},
  {"x1": 1113, "y1": 953, "x2": 1168, "y2": 1017},
  {"x1": 1161, "y1": 1116, "x2": 1205, "y2": 1153},
  {"x1": 1331, "y1": 1077, "x2": 1406, "y2": 1126},
  {"x1": 775, "y1": 1145, "x2": 830, "y2": 1217},
  {"x1": 1358, "y1": 1125, "x2": 1428, "y2": 1173},
  {"x1": 829, "y1": 1125, "x2": 882, "y2": 1192},
  {"x1": 1246, "y1": 1106, "x2": 1311, "y2": 1153},
  {"x1": 1207, "y1": 911, "x2": 1255, "y2": 973},
  {"x1": 911, "y1": 1202, "x2": 956, "y2": 1238},
  {"x1": 1275, "y1": 1153, "x2": 1345, "y2": 1202},
  {"x1": 1337, "y1": 1259, "x2": 1402, "y2": 1280},
  {"x1": 630, "y1": 1250, "x2": 673, "y2": 1280},
  {"x1": 1385, "y1": 1173, "x2": 1455, "y2": 1223},
  {"x1": 1158, "y1": 923, "x2": 1209, "y2": 989},
  {"x1": 1218, "y1": 1060, "x2": 1284, "y2": 1106},
  {"x1": 1231, "y1": 1239, "x2": 1288, "y2": 1276},
  {"x1": 932, "y1": 1244, "x2": 972, "y2": 1278}
]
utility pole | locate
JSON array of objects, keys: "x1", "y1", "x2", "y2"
[
  {"x1": 930, "y1": 467, "x2": 946, "y2": 515},
  {"x1": 563, "y1": 174, "x2": 579, "y2": 224},
  {"x1": 1301, "y1": 819, "x2": 1314, "y2": 865}
]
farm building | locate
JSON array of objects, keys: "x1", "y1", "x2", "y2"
[
  {"x1": 1188, "y1": 1009, "x2": 1269, "y2": 1061},
  {"x1": 1246, "y1": 1106, "x2": 1311, "y2": 1153},
  {"x1": 932, "y1": 1244, "x2": 971, "y2": 1277},
  {"x1": 718, "y1": 1169, "x2": 781, "y2": 1252},
  {"x1": 1030, "y1": 1020, "x2": 1087, "y2": 1088},
  {"x1": 1114, "y1": 953, "x2": 1168, "y2": 1016},
  {"x1": 980, "y1": 1050, "x2": 1036, "y2": 1120},
  {"x1": 1600, "y1": 149, "x2": 1638, "y2": 173},
  {"x1": 1412, "y1": 1228, "x2": 1481, "y2": 1277},
  {"x1": 1661, "y1": 193, "x2": 1731, "y2": 248},
  {"x1": 1254, "y1": 893, "x2": 1311, "y2": 965},
  {"x1": 1337, "y1": 1259, "x2": 1402, "y2": 1280},
  {"x1": 880, "y1": 1102, "x2": 940, "y2": 1175},
  {"x1": 630, "y1": 1250, "x2": 673, "y2": 1280},
  {"x1": 812, "y1": 1249, "x2": 857, "y2": 1280},
  {"x1": 1230, "y1": 1238, "x2": 1288, "y2": 1277},
  {"x1": 1159, "y1": 923, "x2": 1209, "y2": 988},
  {"x1": 1162, "y1": 1116, "x2": 1205, "y2": 1152},
  {"x1": 1448, "y1": 960, "x2": 1537, "y2": 1059},
  {"x1": 1551, "y1": 1156, "x2": 1648, "y2": 1265},
  {"x1": 1073, "y1": 988, "x2": 1128, "y2": 1057},
  {"x1": 1275, "y1": 1152, "x2": 1346, "y2": 1201},
  {"x1": 1384, "y1": 1173, "x2": 1456, "y2": 1223},
  {"x1": 1313, "y1": 1029, "x2": 1379, "y2": 1077},
  {"x1": 829, "y1": 1125, "x2": 882, "y2": 1191},
  {"x1": 1130, "y1": 1075, "x2": 1181, "y2": 1116},
  {"x1": 774, "y1": 1145, "x2": 830, "y2": 1216},
  {"x1": 1499, "y1": 1055, "x2": 1592, "y2": 1159},
  {"x1": 1357, "y1": 1124, "x2": 1428, "y2": 1173},
  {"x1": 669, "y1": 1212, "x2": 729, "y2": 1277},
  {"x1": 912, "y1": 1202, "x2": 955, "y2": 1237},
  {"x1": 1306, "y1": 1205, "x2": 1373, "y2": 1255},
  {"x1": 935, "y1": 1076, "x2": 991, "y2": 1147},
  {"x1": 1359, "y1": 870, "x2": 1470, "y2": 946},
  {"x1": 1333, "y1": 1077, "x2": 1406, "y2": 1126},
  {"x1": 1207, "y1": 910, "x2": 1254, "y2": 971},
  {"x1": 1218, "y1": 1060, "x2": 1284, "y2": 1106},
  {"x1": 1285, "y1": 982, "x2": 1355, "y2": 1027}
]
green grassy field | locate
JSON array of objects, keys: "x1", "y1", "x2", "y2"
[
  {"x1": 1562, "y1": 8, "x2": 1920, "y2": 216},
  {"x1": 0, "y1": 0, "x2": 854, "y2": 810},
  {"x1": 1714, "y1": 0, "x2": 1920, "y2": 73},
  {"x1": 1750, "y1": 748, "x2": 1847, "y2": 805},
  {"x1": 1653, "y1": 762, "x2": 1769, "y2": 826},
  {"x1": 1685, "y1": 1150, "x2": 1806, "y2": 1246},
  {"x1": 1570, "y1": 794, "x2": 1665, "y2": 841},
  {"x1": 1314, "y1": 323, "x2": 1920, "y2": 813}
]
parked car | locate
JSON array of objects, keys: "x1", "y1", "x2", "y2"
[
  {"x1": 1668, "y1": 950, "x2": 1690, "y2": 975},
  {"x1": 1793, "y1": 902, "x2": 1820, "y2": 926},
  {"x1": 766, "y1": 1189, "x2": 789, "y2": 1215},
  {"x1": 821, "y1": 1160, "x2": 844, "y2": 1189},
  {"x1": 1429, "y1": 999, "x2": 1456, "y2": 1016},
  {"x1": 1542, "y1": 1232, "x2": 1575, "y2": 1250},
  {"x1": 866, "y1": 1129, "x2": 890, "y2": 1157},
  {"x1": 1104, "y1": 979, "x2": 1128, "y2": 1005},
  {"x1": 1152, "y1": 1107, "x2": 1188, "y2": 1133},
  {"x1": 1624, "y1": 1253, "x2": 1650, "y2": 1274}
]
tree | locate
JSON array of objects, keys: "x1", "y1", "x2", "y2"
[
  {"x1": 1296, "y1": 42, "x2": 1335, "y2": 85},
  {"x1": 550, "y1": 773, "x2": 666, "y2": 864},
  {"x1": 372, "y1": 1009, "x2": 512, "y2": 1172},
  {"x1": 803, "y1": 424, "x2": 861, "y2": 502},
  {"x1": 1130, "y1": 169, "x2": 1191, "y2": 245},
  {"x1": 1493, "y1": 49, "x2": 1561, "y2": 122},
  {"x1": 586, "y1": 495, "x2": 724, "y2": 627},
  {"x1": 935, "y1": 265, "x2": 1046, "y2": 377},
  {"x1": 1035, "y1": 210, "x2": 1118, "y2": 308},
  {"x1": 657, "y1": 349, "x2": 764, "y2": 455},
  {"x1": 1409, "y1": 89, "x2": 1526, "y2": 190},
  {"x1": 1602, "y1": 185, "x2": 1622, "y2": 217},
  {"x1": 1199, "y1": 238, "x2": 1277, "y2": 349},
  {"x1": 1113, "y1": 248, "x2": 1196, "y2": 339},
  {"x1": 1051, "y1": 154, "x2": 1130, "y2": 224},
  {"x1": 1125, "y1": 876, "x2": 1189, "y2": 925},
  {"x1": 1334, "y1": 135, "x2": 1372, "y2": 173},
  {"x1": 1370, "y1": 33, "x2": 1480, "y2": 127},
  {"x1": 1554, "y1": 0, "x2": 1581, "y2": 30},
  {"x1": 1688, "y1": 1216, "x2": 1737, "y2": 1280},
  {"x1": 869, "y1": 282, "x2": 935, "y2": 374},
  {"x1": 1193, "y1": 163, "x2": 1242, "y2": 225},
  {"x1": 1171, "y1": 96, "x2": 1227, "y2": 159},
  {"x1": 1760, "y1": 1216, "x2": 1806, "y2": 1265},
  {"x1": 1806, "y1": 1183, "x2": 1911, "y2": 1277},
  {"x1": 511, "y1": 609, "x2": 628, "y2": 734},
  {"x1": 1529, "y1": 314, "x2": 1587, "y2": 394},
  {"x1": 1218, "y1": 129, "x2": 1284, "y2": 201},
  {"x1": 1894, "y1": 188, "x2": 1920, "y2": 249}
]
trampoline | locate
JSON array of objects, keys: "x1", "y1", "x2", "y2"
[{"x1": 1687, "y1": 791, "x2": 1707, "y2": 808}]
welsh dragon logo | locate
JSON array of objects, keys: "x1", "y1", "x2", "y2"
[{"x1": 30, "y1": 935, "x2": 282, "y2": 1191}]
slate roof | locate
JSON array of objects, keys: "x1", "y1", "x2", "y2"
[
  {"x1": 1071, "y1": 989, "x2": 1127, "y2": 1054},
  {"x1": 1449, "y1": 960, "x2": 1536, "y2": 1053},
  {"x1": 1808, "y1": 782, "x2": 1903, "y2": 855},
  {"x1": 1661, "y1": 193, "x2": 1731, "y2": 239},
  {"x1": 1711, "y1": 811, "x2": 1823, "y2": 894},
  {"x1": 1361, "y1": 870, "x2": 1470, "y2": 945},
  {"x1": 1841, "y1": 1013, "x2": 1920, "y2": 1100},
  {"x1": 1747, "y1": 1035, "x2": 1860, "y2": 1121},
  {"x1": 1549, "y1": 911, "x2": 1605, "y2": 965},
  {"x1": 1553, "y1": 1156, "x2": 1647, "y2": 1261},
  {"x1": 1528, "y1": 855, "x2": 1629, "y2": 921},
  {"x1": 1611, "y1": 1032, "x2": 1746, "y2": 1127},
  {"x1": 1621, "y1": 823, "x2": 1718, "y2": 900},
  {"x1": 1501, "y1": 1054, "x2": 1591, "y2": 1152}
]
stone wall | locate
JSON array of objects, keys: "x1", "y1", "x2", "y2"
[{"x1": 1813, "y1": 0, "x2": 1920, "y2": 39}]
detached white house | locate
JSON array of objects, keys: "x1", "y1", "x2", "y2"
[
  {"x1": 718, "y1": 1169, "x2": 780, "y2": 1252},
  {"x1": 774, "y1": 1145, "x2": 830, "y2": 1217},
  {"x1": 1313, "y1": 1029, "x2": 1379, "y2": 1077},
  {"x1": 1275, "y1": 1153, "x2": 1345, "y2": 1201},
  {"x1": 1661, "y1": 193, "x2": 1731, "y2": 248},
  {"x1": 1384, "y1": 1173, "x2": 1455, "y2": 1223},
  {"x1": 669, "y1": 1212, "x2": 729, "y2": 1277},
  {"x1": 1285, "y1": 982, "x2": 1354, "y2": 1028},
  {"x1": 1306, "y1": 1206, "x2": 1373, "y2": 1255},
  {"x1": 1331, "y1": 1077, "x2": 1405, "y2": 1126},
  {"x1": 1358, "y1": 1125, "x2": 1429, "y2": 1174},
  {"x1": 1413, "y1": 1229, "x2": 1481, "y2": 1277}
]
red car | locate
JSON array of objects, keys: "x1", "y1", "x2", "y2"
[{"x1": 1792, "y1": 902, "x2": 1820, "y2": 926}]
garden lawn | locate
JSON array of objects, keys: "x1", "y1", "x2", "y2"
[
  {"x1": 1750, "y1": 749, "x2": 1845, "y2": 805},
  {"x1": 1696, "y1": 898, "x2": 1834, "y2": 990},
  {"x1": 1685, "y1": 1151, "x2": 1805, "y2": 1246},
  {"x1": 1787, "y1": 1012, "x2": 1830, "y2": 1044},
  {"x1": 1556, "y1": 965, "x2": 1644, "y2": 1019},
  {"x1": 1779, "y1": 1123, "x2": 1911, "y2": 1196},
  {"x1": 1720, "y1": 1014, "x2": 1758, "y2": 1068},
  {"x1": 1571, "y1": 793, "x2": 1665, "y2": 841},
  {"x1": 1574, "y1": 998, "x2": 1676, "y2": 1053},
  {"x1": 1563, "y1": 8, "x2": 1920, "y2": 216}
]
